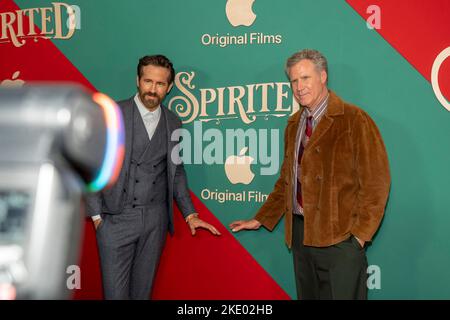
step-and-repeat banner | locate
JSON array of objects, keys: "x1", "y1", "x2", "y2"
[{"x1": 1, "y1": 0, "x2": 449, "y2": 299}]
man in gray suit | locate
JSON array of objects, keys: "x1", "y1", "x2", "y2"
[{"x1": 85, "y1": 54, "x2": 220, "y2": 300}]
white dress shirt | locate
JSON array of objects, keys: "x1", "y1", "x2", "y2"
[{"x1": 134, "y1": 93, "x2": 161, "y2": 141}]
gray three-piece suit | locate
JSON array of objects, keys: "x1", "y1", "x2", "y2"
[{"x1": 85, "y1": 97, "x2": 195, "y2": 299}]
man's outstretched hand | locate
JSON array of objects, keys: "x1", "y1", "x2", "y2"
[
  {"x1": 186, "y1": 213, "x2": 221, "y2": 236},
  {"x1": 229, "y1": 219, "x2": 261, "y2": 232}
]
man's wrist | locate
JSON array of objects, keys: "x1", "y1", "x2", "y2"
[{"x1": 185, "y1": 213, "x2": 199, "y2": 223}]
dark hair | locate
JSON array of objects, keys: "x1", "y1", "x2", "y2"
[{"x1": 137, "y1": 54, "x2": 175, "y2": 84}]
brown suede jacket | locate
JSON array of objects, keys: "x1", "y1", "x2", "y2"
[{"x1": 255, "y1": 91, "x2": 391, "y2": 248}]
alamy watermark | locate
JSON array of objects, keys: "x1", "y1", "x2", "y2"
[
  {"x1": 66, "y1": 265, "x2": 81, "y2": 290},
  {"x1": 367, "y1": 264, "x2": 381, "y2": 290},
  {"x1": 366, "y1": 5, "x2": 381, "y2": 30},
  {"x1": 170, "y1": 121, "x2": 280, "y2": 176}
]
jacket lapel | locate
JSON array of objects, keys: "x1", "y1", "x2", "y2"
[
  {"x1": 287, "y1": 109, "x2": 302, "y2": 159},
  {"x1": 121, "y1": 98, "x2": 135, "y2": 177},
  {"x1": 161, "y1": 106, "x2": 176, "y2": 184},
  {"x1": 307, "y1": 116, "x2": 334, "y2": 150},
  {"x1": 306, "y1": 91, "x2": 344, "y2": 150}
]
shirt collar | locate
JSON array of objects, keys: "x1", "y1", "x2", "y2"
[
  {"x1": 134, "y1": 93, "x2": 161, "y2": 119},
  {"x1": 305, "y1": 92, "x2": 329, "y2": 122}
]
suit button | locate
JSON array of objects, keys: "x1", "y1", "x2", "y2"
[
  {"x1": 134, "y1": 197, "x2": 137, "y2": 201},
  {"x1": 150, "y1": 199, "x2": 154, "y2": 202},
  {"x1": 137, "y1": 164, "x2": 140, "y2": 167},
  {"x1": 123, "y1": 188, "x2": 127, "y2": 193},
  {"x1": 152, "y1": 181, "x2": 156, "y2": 185},
  {"x1": 153, "y1": 165, "x2": 156, "y2": 168},
  {"x1": 135, "y1": 180, "x2": 139, "y2": 183},
  {"x1": 132, "y1": 204, "x2": 136, "y2": 208},
  {"x1": 315, "y1": 147, "x2": 321, "y2": 153}
]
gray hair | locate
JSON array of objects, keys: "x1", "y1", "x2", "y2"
[{"x1": 285, "y1": 49, "x2": 328, "y2": 76}]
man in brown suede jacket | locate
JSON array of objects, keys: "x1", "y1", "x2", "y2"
[{"x1": 230, "y1": 49, "x2": 390, "y2": 300}]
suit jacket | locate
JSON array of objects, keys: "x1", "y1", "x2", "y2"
[
  {"x1": 84, "y1": 97, "x2": 195, "y2": 235},
  {"x1": 255, "y1": 91, "x2": 391, "y2": 248}
]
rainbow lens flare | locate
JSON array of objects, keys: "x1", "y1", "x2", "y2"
[{"x1": 88, "y1": 92, "x2": 125, "y2": 192}]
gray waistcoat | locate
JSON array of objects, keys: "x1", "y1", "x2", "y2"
[{"x1": 125, "y1": 107, "x2": 168, "y2": 208}]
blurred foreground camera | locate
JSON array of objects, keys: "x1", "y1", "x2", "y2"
[{"x1": 0, "y1": 84, "x2": 124, "y2": 299}]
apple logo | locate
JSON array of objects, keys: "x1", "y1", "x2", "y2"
[
  {"x1": 1, "y1": 71, "x2": 25, "y2": 87},
  {"x1": 224, "y1": 147, "x2": 255, "y2": 185},
  {"x1": 225, "y1": 0, "x2": 257, "y2": 27}
]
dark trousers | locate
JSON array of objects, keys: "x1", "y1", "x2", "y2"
[
  {"x1": 292, "y1": 214, "x2": 368, "y2": 300},
  {"x1": 96, "y1": 205, "x2": 168, "y2": 300}
]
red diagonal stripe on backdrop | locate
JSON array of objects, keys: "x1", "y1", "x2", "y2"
[
  {"x1": 346, "y1": 0, "x2": 450, "y2": 102},
  {"x1": 1, "y1": 0, "x2": 290, "y2": 300},
  {"x1": 152, "y1": 192, "x2": 290, "y2": 300}
]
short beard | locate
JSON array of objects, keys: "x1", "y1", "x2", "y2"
[{"x1": 140, "y1": 92, "x2": 160, "y2": 110}]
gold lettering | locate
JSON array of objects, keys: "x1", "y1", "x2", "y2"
[
  {"x1": 15, "y1": 10, "x2": 24, "y2": 37},
  {"x1": 22, "y1": 8, "x2": 39, "y2": 36},
  {"x1": 40, "y1": 7, "x2": 54, "y2": 35},
  {"x1": 53, "y1": 2, "x2": 76, "y2": 39},
  {"x1": 246, "y1": 84, "x2": 255, "y2": 113},
  {"x1": 216, "y1": 87, "x2": 225, "y2": 116},
  {"x1": 0, "y1": 12, "x2": 24, "y2": 47},
  {"x1": 228, "y1": 86, "x2": 253, "y2": 124},
  {"x1": 255, "y1": 83, "x2": 274, "y2": 112},
  {"x1": 200, "y1": 88, "x2": 217, "y2": 117},
  {"x1": 275, "y1": 82, "x2": 291, "y2": 112}
]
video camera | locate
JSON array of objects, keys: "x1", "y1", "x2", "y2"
[{"x1": 0, "y1": 84, "x2": 124, "y2": 299}]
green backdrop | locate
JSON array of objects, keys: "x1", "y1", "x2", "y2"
[{"x1": 14, "y1": 0, "x2": 450, "y2": 299}]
